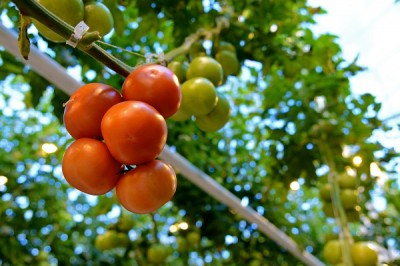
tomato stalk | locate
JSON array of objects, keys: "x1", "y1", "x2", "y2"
[
  {"x1": 11, "y1": 0, "x2": 134, "y2": 77},
  {"x1": 317, "y1": 138, "x2": 354, "y2": 266}
]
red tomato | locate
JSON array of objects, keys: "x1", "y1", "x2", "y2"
[
  {"x1": 62, "y1": 138, "x2": 123, "y2": 195},
  {"x1": 63, "y1": 83, "x2": 123, "y2": 139},
  {"x1": 101, "y1": 101, "x2": 167, "y2": 165},
  {"x1": 122, "y1": 64, "x2": 181, "y2": 118},
  {"x1": 116, "y1": 160, "x2": 177, "y2": 214}
]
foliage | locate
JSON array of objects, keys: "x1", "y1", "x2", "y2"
[{"x1": 1, "y1": 0, "x2": 399, "y2": 265}]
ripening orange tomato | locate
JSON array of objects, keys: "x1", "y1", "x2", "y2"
[
  {"x1": 62, "y1": 138, "x2": 123, "y2": 195},
  {"x1": 122, "y1": 64, "x2": 181, "y2": 119},
  {"x1": 63, "y1": 83, "x2": 123, "y2": 140},
  {"x1": 101, "y1": 101, "x2": 167, "y2": 165},
  {"x1": 116, "y1": 160, "x2": 177, "y2": 214}
]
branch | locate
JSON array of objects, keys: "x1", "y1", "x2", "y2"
[{"x1": 11, "y1": 0, "x2": 133, "y2": 77}]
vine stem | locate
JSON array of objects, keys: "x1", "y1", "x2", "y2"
[
  {"x1": 11, "y1": 0, "x2": 230, "y2": 78},
  {"x1": 11, "y1": 0, "x2": 134, "y2": 77},
  {"x1": 316, "y1": 138, "x2": 354, "y2": 266}
]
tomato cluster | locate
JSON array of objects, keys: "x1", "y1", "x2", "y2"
[
  {"x1": 167, "y1": 41, "x2": 238, "y2": 132},
  {"x1": 62, "y1": 64, "x2": 179, "y2": 214},
  {"x1": 323, "y1": 239, "x2": 378, "y2": 266},
  {"x1": 319, "y1": 173, "x2": 360, "y2": 222},
  {"x1": 32, "y1": 0, "x2": 114, "y2": 43}
]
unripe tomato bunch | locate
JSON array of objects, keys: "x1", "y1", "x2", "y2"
[
  {"x1": 167, "y1": 41, "x2": 239, "y2": 132},
  {"x1": 323, "y1": 239, "x2": 378, "y2": 266},
  {"x1": 319, "y1": 173, "x2": 360, "y2": 222},
  {"x1": 32, "y1": 0, "x2": 114, "y2": 43},
  {"x1": 62, "y1": 64, "x2": 179, "y2": 214}
]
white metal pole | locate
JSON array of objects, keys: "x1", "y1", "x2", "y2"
[{"x1": 0, "y1": 23, "x2": 325, "y2": 266}]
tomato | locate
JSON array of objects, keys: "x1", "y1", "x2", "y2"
[
  {"x1": 95, "y1": 230, "x2": 119, "y2": 251},
  {"x1": 215, "y1": 50, "x2": 240, "y2": 76},
  {"x1": 147, "y1": 244, "x2": 170, "y2": 264},
  {"x1": 180, "y1": 78, "x2": 218, "y2": 116},
  {"x1": 116, "y1": 232, "x2": 130, "y2": 248},
  {"x1": 84, "y1": 1, "x2": 114, "y2": 37},
  {"x1": 186, "y1": 56, "x2": 223, "y2": 86},
  {"x1": 319, "y1": 183, "x2": 332, "y2": 202},
  {"x1": 116, "y1": 160, "x2": 177, "y2": 214},
  {"x1": 33, "y1": 0, "x2": 84, "y2": 43},
  {"x1": 122, "y1": 64, "x2": 181, "y2": 118},
  {"x1": 337, "y1": 173, "x2": 357, "y2": 189},
  {"x1": 322, "y1": 202, "x2": 334, "y2": 218},
  {"x1": 62, "y1": 138, "x2": 123, "y2": 195},
  {"x1": 195, "y1": 93, "x2": 231, "y2": 132},
  {"x1": 176, "y1": 236, "x2": 188, "y2": 252},
  {"x1": 323, "y1": 240, "x2": 342, "y2": 265},
  {"x1": 169, "y1": 107, "x2": 192, "y2": 122},
  {"x1": 216, "y1": 41, "x2": 236, "y2": 53},
  {"x1": 116, "y1": 211, "x2": 135, "y2": 232},
  {"x1": 351, "y1": 242, "x2": 378, "y2": 266},
  {"x1": 346, "y1": 208, "x2": 360, "y2": 223},
  {"x1": 340, "y1": 189, "x2": 358, "y2": 210},
  {"x1": 101, "y1": 101, "x2": 167, "y2": 165},
  {"x1": 63, "y1": 83, "x2": 122, "y2": 140},
  {"x1": 168, "y1": 61, "x2": 188, "y2": 84},
  {"x1": 186, "y1": 231, "x2": 201, "y2": 247}
]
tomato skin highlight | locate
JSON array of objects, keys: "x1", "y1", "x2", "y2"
[
  {"x1": 101, "y1": 101, "x2": 168, "y2": 165},
  {"x1": 63, "y1": 83, "x2": 123, "y2": 140},
  {"x1": 122, "y1": 64, "x2": 181, "y2": 119},
  {"x1": 62, "y1": 138, "x2": 123, "y2": 195},
  {"x1": 116, "y1": 160, "x2": 177, "y2": 214}
]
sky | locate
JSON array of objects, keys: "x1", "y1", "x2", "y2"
[
  {"x1": 308, "y1": 0, "x2": 400, "y2": 122},
  {"x1": 307, "y1": 0, "x2": 400, "y2": 174}
]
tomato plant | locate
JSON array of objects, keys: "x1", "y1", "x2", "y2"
[
  {"x1": 101, "y1": 101, "x2": 167, "y2": 165},
  {"x1": 62, "y1": 138, "x2": 123, "y2": 195},
  {"x1": 116, "y1": 160, "x2": 177, "y2": 214},
  {"x1": 32, "y1": 0, "x2": 84, "y2": 42},
  {"x1": 122, "y1": 64, "x2": 181, "y2": 118},
  {"x1": 83, "y1": 1, "x2": 114, "y2": 37},
  {"x1": 63, "y1": 83, "x2": 123, "y2": 140}
]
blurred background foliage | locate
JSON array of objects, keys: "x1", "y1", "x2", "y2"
[{"x1": 0, "y1": 0, "x2": 399, "y2": 265}]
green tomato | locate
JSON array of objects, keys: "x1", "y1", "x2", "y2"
[
  {"x1": 319, "y1": 183, "x2": 332, "y2": 202},
  {"x1": 180, "y1": 78, "x2": 218, "y2": 116},
  {"x1": 116, "y1": 211, "x2": 135, "y2": 232},
  {"x1": 84, "y1": 1, "x2": 114, "y2": 37},
  {"x1": 340, "y1": 189, "x2": 358, "y2": 210},
  {"x1": 186, "y1": 56, "x2": 223, "y2": 87},
  {"x1": 176, "y1": 236, "x2": 188, "y2": 252},
  {"x1": 116, "y1": 232, "x2": 130, "y2": 248},
  {"x1": 169, "y1": 107, "x2": 192, "y2": 122},
  {"x1": 322, "y1": 202, "x2": 334, "y2": 218},
  {"x1": 195, "y1": 93, "x2": 231, "y2": 132},
  {"x1": 346, "y1": 208, "x2": 361, "y2": 223},
  {"x1": 215, "y1": 50, "x2": 240, "y2": 76},
  {"x1": 33, "y1": 0, "x2": 84, "y2": 43},
  {"x1": 147, "y1": 244, "x2": 170, "y2": 264},
  {"x1": 186, "y1": 231, "x2": 201, "y2": 247},
  {"x1": 217, "y1": 41, "x2": 236, "y2": 53},
  {"x1": 351, "y1": 242, "x2": 378, "y2": 266},
  {"x1": 95, "y1": 230, "x2": 119, "y2": 251},
  {"x1": 168, "y1": 61, "x2": 188, "y2": 84},
  {"x1": 323, "y1": 240, "x2": 342, "y2": 265},
  {"x1": 337, "y1": 173, "x2": 357, "y2": 189}
]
